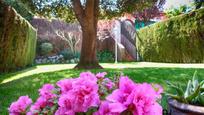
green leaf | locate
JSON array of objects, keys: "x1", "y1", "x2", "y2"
[
  {"x1": 200, "y1": 81, "x2": 204, "y2": 87},
  {"x1": 192, "y1": 71, "x2": 199, "y2": 89},
  {"x1": 200, "y1": 87, "x2": 204, "y2": 92},
  {"x1": 186, "y1": 84, "x2": 201, "y2": 102},
  {"x1": 165, "y1": 93, "x2": 183, "y2": 102},
  {"x1": 167, "y1": 82, "x2": 184, "y2": 97},
  {"x1": 184, "y1": 80, "x2": 191, "y2": 98},
  {"x1": 198, "y1": 93, "x2": 204, "y2": 106}
]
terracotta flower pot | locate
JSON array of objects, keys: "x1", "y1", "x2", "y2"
[{"x1": 168, "y1": 98, "x2": 204, "y2": 115}]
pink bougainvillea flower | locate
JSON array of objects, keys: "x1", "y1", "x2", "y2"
[
  {"x1": 94, "y1": 101, "x2": 126, "y2": 115},
  {"x1": 126, "y1": 83, "x2": 162, "y2": 115},
  {"x1": 26, "y1": 111, "x2": 32, "y2": 115},
  {"x1": 55, "y1": 93, "x2": 75, "y2": 115},
  {"x1": 96, "y1": 72, "x2": 107, "y2": 79},
  {"x1": 107, "y1": 76, "x2": 163, "y2": 115},
  {"x1": 8, "y1": 72, "x2": 163, "y2": 115},
  {"x1": 56, "y1": 72, "x2": 100, "y2": 113},
  {"x1": 26, "y1": 112, "x2": 32, "y2": 115},
  {"x1": 70, "y1": 75, "x2": 100, "y2": 112},
  {"x1": 143, "y1": 102, "x2": 163, "y2": 115},
  {"x1": 38, "y1": 84, "x2": 56, "y2": 99},
  {"x1": 152, "y1": 84, "x2": 164, "y2": 98},
  {"x1": 79, "y1": 71, "x2": 97, "y2": 82},
  {"x1": 57, "y1": 79, "x2": 74, "y2": 94},
  {"x1": 32, "y1": 84, "x2": 56, "y2": 114},
  {"x1": 55, "y1": 107, "x2": 75, "y2": 115},
  {"x1": 9, "y1": 96, "x2": 32, "y2": 115},
  {"x1": 106, "y1": 76, "x2": 135, "y2": 103},
  {"x1": 102, "y1": 78, "x2": 115, "y2": 90},
  {"x1": 30, "y1": 96, "x2": 54, "y2": 114},
  {"x1": 30, "y1": 97, "x2": 46, "y2": 114}
]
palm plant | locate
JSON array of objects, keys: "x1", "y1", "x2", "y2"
[{"x1": 166, "y1": 71, "x2": 204, "y2": 106}]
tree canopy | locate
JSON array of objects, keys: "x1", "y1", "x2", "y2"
[{"x1": 12, "y1": 0, "x2": 166, "y2": 22}]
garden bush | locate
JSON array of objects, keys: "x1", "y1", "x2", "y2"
[
  {"x1": 59, "y1": 49, "x2": 80, "y2": 61},
  {"x1": 40, "y1": 42, "x2": 53, "y2": 56},
  {"x1": 3, "y1": 0, "x2": 34, "y2": 21},
  {"x1": 0, "y1": 3, "x2": 37, "y2": 72},
  {"x1": 9, "y1": 72, "x2": 163, "y2": 115},
  {"x1": 137, "y1": 8, "x2": 204, "y2": 63},
  {"x1": 59, "y1": 49, "x2": 75, "y2": 60},
  {"x1": 97, "y1": 50, "x2": 114, "y2": 62}
]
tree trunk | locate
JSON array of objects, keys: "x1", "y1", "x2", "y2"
[
  {"x1": 75, "y1": 20, "x2": 102, "y2": 69},
  {"x1": 72, "y1": 0, "x2": 102, "y2": 69}
]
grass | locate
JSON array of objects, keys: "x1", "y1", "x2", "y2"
[{"x1": 1, "y1": 62, "x2": 204, "y2": 114}]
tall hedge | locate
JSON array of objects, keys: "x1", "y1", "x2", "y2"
[
  {"x1": 0, "y1": 2, "x2": 37, "y2": 72},
  {"x1": 137, "y1": 8, "x2": 204, "y2": 63},
  {"x1": 3, "y1": 0, "x2": 34, "y2": 21}
]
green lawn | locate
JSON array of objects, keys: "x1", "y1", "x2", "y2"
[{"x1": 1, "y1": 63, "x2": 204, "y2": 114}]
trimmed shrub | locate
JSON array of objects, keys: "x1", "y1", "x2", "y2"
[
  {"x1": 40, "y1": 42, "x2": 53, "y2": 56},
  {"x1": 97, "y1": 50, "x2": 114, "y2": 62},
  {"x1": 0, "y1": 3, "x2": 37, "y2": 72},
  {"x1": 59, "y1": 49, "x2": 77, "y2": 60},
  {"x1": 137, "y1": 8, "x2": 204, "y2": 63},
  {"x1": 3, "y1": 0, "x2": 34, "y2": 21}
]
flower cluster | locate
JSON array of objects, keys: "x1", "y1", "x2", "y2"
[
  {"x1": 9, "y1": 72, "x2": 163, "y2": 115},
  {"x1": 105, "y1": 77, "x2": 163, "y2": 115},
  {"x1": 9, "y1": 96, "x2": 32, "y2": 115},
  {"x1": 56, "y1": 72, "x2": 100, "y2": 114},
  {"x1": 30, "y1": 84, "x2": 57, "y2": 114}
]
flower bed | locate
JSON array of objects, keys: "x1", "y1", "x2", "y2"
[
  {"x1": 9, "y1": 72, "x2": 163, "y2": 115},
  {"x1": 35, "y1": 55, "x2": 79, "y2": 64}
]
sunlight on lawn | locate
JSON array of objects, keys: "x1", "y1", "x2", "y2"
[
  {"x1": 1, "y1": 62, "x2": 204, "y2": 84},
  {"x1": 0, "y1": 64, "x2": 75, "y2": 84}
]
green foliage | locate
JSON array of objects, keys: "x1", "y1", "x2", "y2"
[
  {"x1": 22, "y1": 0, "x2": 77, "y2": 23},
  {"x1": 194, "y1": 0, "x2": 204, "y2": 9},
  {"x1": 59, "y1": 49, "x2": 80, "y2": 60},
  {"x1": 165, "y1": 5, "x2": 188, "y2": 18},
  {"x1": 3, "y1": 0, "x2": 34, "y2": 21},
  {"x1": 40, "y1": 43, "x2": 53, "y2": 56},
  {"x1": 137, "y1": 8, "x2": 204, "y2": 63},
  {"x1": 54, "y1": 6, "x2": 76, "y2": 23},
  {"x1": 97, "y1": 50, "x2": 114, "y2": 62},
  {"x1": 74, "y1": 52, "x2": 81, "y2": 59},
  {"x1": 0, "y1": 3, "x2": 37, "y2": 72},
  {"x1": 166, "y1": 71, "x2": 204, "y2": 106},
  {"x1": 26, "y1": 0, "x2": 164, "y2": 22}
]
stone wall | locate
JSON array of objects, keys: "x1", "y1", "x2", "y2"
[{"x1": 31, "y1": 18, "x2": 137, "y2": 61}]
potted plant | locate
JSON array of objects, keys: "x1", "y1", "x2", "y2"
[{"x1": 166, "y1": 71, "x2": 204, "y2": 115}]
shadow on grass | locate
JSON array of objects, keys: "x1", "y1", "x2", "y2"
[
  {"x1": 0, "y1": 67, "x2": 204, "y2": 114},
  {"x1": 0, "y1": 66, "x2": 37, "y2": 83}
]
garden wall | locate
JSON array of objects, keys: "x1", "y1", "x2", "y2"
[
  {"x1": 0, "y1": 2, "x2": 37, "y2": 72},
  {"x1": 137, "y1": 8, "x2": 204, "y2": 63}
]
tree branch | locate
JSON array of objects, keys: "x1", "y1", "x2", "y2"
[
  {"x1": 71, "y1": 0, "x2": 84, "y2": 25},
  {"x1": 94, "y1": 0, "x2": 99, "y2": 27},
  {"x1": 85, "y1": 0, "x2": 95, "y2": 18}
]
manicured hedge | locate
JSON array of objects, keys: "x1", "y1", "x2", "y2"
[
  {"x1": 0, "y1": 2, "x2": 37, "y2": 72},
  {"x1": 3, "y1": 0, "x2": 34, "y2": 21},
  {"x1": 137, "y1": 8, "x2": 204, "y2": 63}
]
